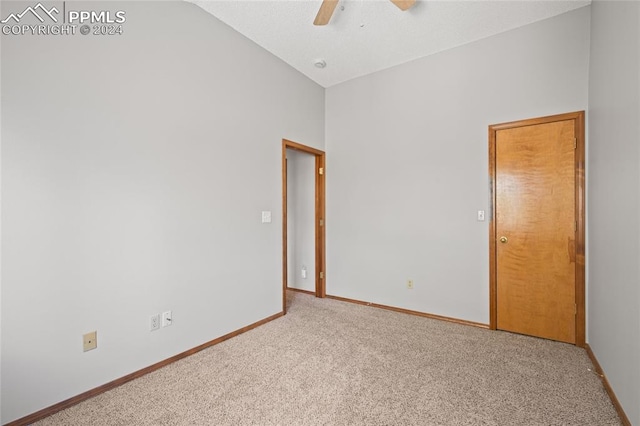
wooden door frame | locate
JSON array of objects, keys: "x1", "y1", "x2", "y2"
[
  {"x1": 488, "y1": 111, "x2": 585, "y2": 347},
  {"x1": 282, "y1": 139, "x2": 326, "y2": 313}
]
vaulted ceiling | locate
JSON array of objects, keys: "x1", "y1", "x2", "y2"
[{"x1": 188, "y1": 1, "x2": 591, "y2": 88}]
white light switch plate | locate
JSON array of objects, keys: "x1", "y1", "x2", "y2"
[
  {"x1": 261, "y1": 211, "x2": 271, "y2": 223},
  {"x1": 477, "y1": 210, "x2": 485, "y2": 221}
]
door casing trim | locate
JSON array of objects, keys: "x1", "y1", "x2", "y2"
[
  {"x1": 488, "y1": 111, "x2": 585, "y2": 347},
  {"x1": 282, "y1": 139, "x2": 326, "y2": 313}
]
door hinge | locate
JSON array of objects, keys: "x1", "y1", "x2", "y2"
[
  {"x1": 574, "y1": 138, "x2": 577, "y2": 149},
  {"x1": 319, "y1": 167, "x2": 324, "y2": 175},
  {"x1": 575, "y1": 221, "x2": 578, "y2": 232},
  {"x1": 319, "y1": 219, "x2": 324, "y2": 227},
  {"x1": 319, "y1": 271, "x2": 324, "y2": 279},
  {"x1": 574, "y1": 304, "x2": 577, "y2": 315}
]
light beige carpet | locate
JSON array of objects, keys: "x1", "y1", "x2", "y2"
[{"x1": 35, "y1": 291, "x2": 620, "y2": 425}]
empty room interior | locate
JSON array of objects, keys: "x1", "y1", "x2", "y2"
[{"x1": 1, "y1": 0, "x2": 639, "y2": 425}]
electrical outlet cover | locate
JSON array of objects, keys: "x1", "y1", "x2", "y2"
[
  {"x1": 162, "y1": 311, "x2": 172, "y2": 327},
  {"x1": 150, "y1": 314, "x2": 160, "y2": 331},
  {"x1": 83, "y1": 331, "x2": 97, "y2": 352}
]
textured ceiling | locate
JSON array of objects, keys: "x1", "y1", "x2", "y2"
[{"x1": 188, "y1": 0, "x2": 591, "y2": 88}]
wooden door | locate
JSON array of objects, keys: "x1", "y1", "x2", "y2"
[{"x1": 489, "y1": 112, "x2": 585, "y2": 345}]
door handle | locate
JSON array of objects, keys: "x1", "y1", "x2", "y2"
[{"x1": 499, "y1": 236, "x2": 508, "y2": 243}]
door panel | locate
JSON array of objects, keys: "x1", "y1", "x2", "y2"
[{"x1": 495, "y1": 119, "x2": 576, "y2": 343}]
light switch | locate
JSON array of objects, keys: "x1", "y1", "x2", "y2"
[
  {"x1": 477, "y1": 210, "x2": 485, "y2": 221},
  {"x1": 261, "y1": 211, "x2": 271, "y2": 223}
]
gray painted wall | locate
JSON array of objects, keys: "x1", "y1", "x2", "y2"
[
  {"x1": 587, "y1": 1, "x2": 640, "y2": 423},
  {"x1": 286, "y1": 149, "x2": 316, "y2": 292},
  {"x1": 325, "y1": 7, "x2": 591, "y2": 324},
  {"x1": 0, "y1": 1, "x2": 324, "y2": 422}
]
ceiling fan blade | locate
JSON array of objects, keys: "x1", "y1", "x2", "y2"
[
  {"x1": 390, "y1": 0, "x2": 416, "y2": 11},
  {"x1": 314, "y1": 0, "x2": 339, "y2": 26}
]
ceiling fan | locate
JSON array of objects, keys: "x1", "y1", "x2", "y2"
[{"x1": 314, "y1": 0, "x2": 416, "y2": 26}]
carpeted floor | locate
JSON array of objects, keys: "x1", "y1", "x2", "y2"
[{"x1": 35, "y1": 291, "x2": 620, "y2": 425}]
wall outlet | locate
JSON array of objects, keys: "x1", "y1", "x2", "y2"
[
  {"x1": 150, "y1": 314, "x2": 160, "y2": 331},
  {"x1": 162, "y1": 311, "x2": 172, "y2": 327},
  {"x1": 83, "y1": 331, "x2": 97, "y2": 352},
  {"x1": 407, "y1": 279, "x2": 414, "y2": 289}
]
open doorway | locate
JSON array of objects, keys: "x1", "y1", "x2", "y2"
[{"x1": 282, "y1": 139, "x2": 326, "y2": 313}]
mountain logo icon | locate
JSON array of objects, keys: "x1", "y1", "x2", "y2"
[{"x1": 1, "y1": 3, "x2": 59, "y2": 24}]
